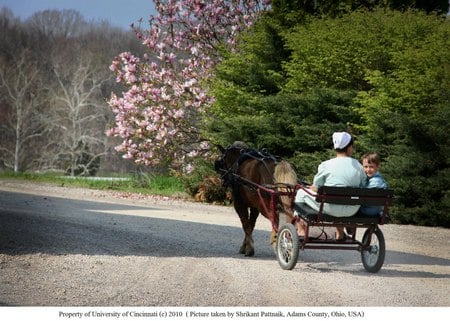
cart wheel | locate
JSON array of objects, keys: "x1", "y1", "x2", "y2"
[
  {"x1": 361, "y1": 228, "x2": 385, "y2": 273},
  {"x1": 276, "y1": 224, "x2": 299, "y2": 270}
]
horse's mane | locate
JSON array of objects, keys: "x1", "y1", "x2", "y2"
[
  {"x1": 237, "y1": 149, "x2": 280, "y2": 167},
  {"x1": 224, "y1": 141, "x2": 297, "y2": 187},
  {"x1": 229, "y1": 141, "x2": 248, "y2": 150},
  {"x1": 227, "y1": 141, "x2": 279, "y2": 166}
]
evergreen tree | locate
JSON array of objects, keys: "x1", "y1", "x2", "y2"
[{"x1": 206, "y1": 8, "x2": 450, "y2": 227}]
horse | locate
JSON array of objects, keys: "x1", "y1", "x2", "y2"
[{"x1": 215, "y1": 141, "x2": 298, "y2": 256}]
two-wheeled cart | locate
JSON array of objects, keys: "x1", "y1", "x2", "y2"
[{"x1": 276, "y1": 185, "x2": 395, "y2": 273}]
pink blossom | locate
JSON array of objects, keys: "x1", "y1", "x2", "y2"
[
  {"x1": 184, "y1": 163, "x2": 194, "y2": 174},
  {"x1": 107, "y1": 0, "x2": 269, "y2": 169},
  {"x1": 173, "y1": 109, "x2": 184, "y2": 119},
  {"x1": 200, "y1": 141, "x2": 210, "y2": 150}
]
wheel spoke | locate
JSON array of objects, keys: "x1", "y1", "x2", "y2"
[{"x1": 361, "y1": 229, "x2": 385, "y2": 273}]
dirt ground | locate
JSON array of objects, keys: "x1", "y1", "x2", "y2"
[{"x1": 0, "y1": 180, "x2": 449, "y2": 307}]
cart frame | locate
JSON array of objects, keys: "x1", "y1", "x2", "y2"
[{"x1": 276, "y1": 185, "x2": 395, "y2": 272}]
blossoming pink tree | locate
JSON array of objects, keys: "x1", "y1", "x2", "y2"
[{"x1": 107, "y1": 0, "x2": 269, "y2": 172}]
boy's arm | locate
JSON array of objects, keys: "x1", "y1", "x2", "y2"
[{"x1": 367, "y1": 174, "x2": 387, "y2": 189}]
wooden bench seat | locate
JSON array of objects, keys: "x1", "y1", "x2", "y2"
[
  {"x1": 293, "y1": 202, "x2": 382, "y2": 224},
  {"x1": 293, "y1": 186, "x2": 395, "y2": 225}
]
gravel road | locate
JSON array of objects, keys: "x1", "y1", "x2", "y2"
[{"x1": 0, "y1": 180, "x2": 449, "y2": 307}]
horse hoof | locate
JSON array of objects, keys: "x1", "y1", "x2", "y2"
[{"x1": 245, "y1": 251, "x2": 255, "y2": 257}]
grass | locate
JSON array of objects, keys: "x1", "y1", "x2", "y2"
[{"x1": 0, "y1": 171, "x2": 188, "y2": 198}]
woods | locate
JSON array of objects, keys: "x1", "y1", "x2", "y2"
[
  {"x1": 0, "y1": 7, "x2": 143, "y2": 175},
  {"x1": 0, "y1": 1, "x2": 449, "y2": 227}
]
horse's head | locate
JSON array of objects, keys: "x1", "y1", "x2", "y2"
[{"x1": 214, "y1": 141, "x2": 249, "y2": 185}]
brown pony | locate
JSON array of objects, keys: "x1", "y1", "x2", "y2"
[{"x1": 215, "y1": 141, "x2": 298, "y2": 256}]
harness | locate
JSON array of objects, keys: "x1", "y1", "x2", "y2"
[
  {"x1": 216, "y1": 145, "x2": 295, "y2": 232},
  {"x1": 218, "y1": 146, "x2": 281, "y2": 192}
]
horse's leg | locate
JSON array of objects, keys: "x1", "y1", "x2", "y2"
[
  {"x1": 239, "y1": 214, "x2": 248, "y2": 256},
  {"x1": 244, "y1": 207, "x2": 259, "y2": 257},
  {"x1": 234, "y1": 204, "x2": 251, "y2": 255},
  {"x1": 235, "y1": 203, "x2": 259, "y2": 256}
]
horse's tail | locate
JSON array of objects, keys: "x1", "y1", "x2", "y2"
[
  {"x1": 274, "y1": 160, "x2": 298, "y2": 188},
  {"x1": 273, "y1": 160, "x2": 298, "y2": 222}
]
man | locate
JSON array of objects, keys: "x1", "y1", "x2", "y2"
[{"x1": 295, "y1": 132, "x2": 367, "y2": 240}]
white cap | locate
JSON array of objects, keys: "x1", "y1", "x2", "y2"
[{"x1": 332, "y1": 132, "x2": 352, "y2": 149}]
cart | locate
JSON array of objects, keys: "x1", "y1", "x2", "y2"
[{"x1": 276, "y1": 185, "x2": 395, "y2": 273}]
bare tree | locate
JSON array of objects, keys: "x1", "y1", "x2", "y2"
[
  {"x1": 0, "y1": 7, "x2": 25, "y2": 58},
  {"x1": 0, "y1": 49, "x2": 48, "y2": 172},
  {"x1": 0, "y1": 8, "x2": 146, "y2": 174},
  {"x1": 42, "y1": 50, "x2": 112, "y2": 176},
  {"x1": 26, "y1": 9, "x2": 87, "y2": 40}
]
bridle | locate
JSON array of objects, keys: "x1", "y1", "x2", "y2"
[{"x1": 215, "y1": 145, "x2": 247, "y2": 186}]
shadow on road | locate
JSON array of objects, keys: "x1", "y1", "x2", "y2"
[
  {"x1": 0, "y1": 190, "x2": 276, "y2": 259},
  {"x1": 1, "y1": 190, "x2": 449, "y2": 279}
]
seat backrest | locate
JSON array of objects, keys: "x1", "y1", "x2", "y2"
[{"x1": 315, "y1": 186, "x2": 395, "y2": 206}]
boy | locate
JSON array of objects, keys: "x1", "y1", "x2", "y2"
[{"x1": 360, "y1": 152, "x2": 387, "y2": 216}]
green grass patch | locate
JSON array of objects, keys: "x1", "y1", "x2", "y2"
[{"x1": 0, "y1": 171, "x2": 187, "y2": 198}]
